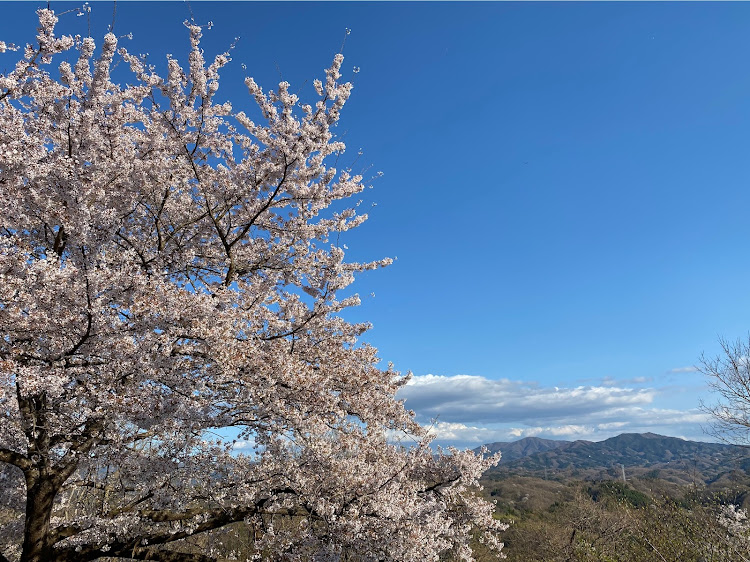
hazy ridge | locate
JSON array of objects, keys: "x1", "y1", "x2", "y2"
[{"x1": 476, "y1": 432, "x2": 750, "y2": 482}]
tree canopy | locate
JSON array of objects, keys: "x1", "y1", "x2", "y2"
[{"x1": 0, "y1": 9, "x2": 505, "y2": 562}]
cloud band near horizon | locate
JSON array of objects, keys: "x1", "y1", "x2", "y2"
[{"x1": 396, "y1": 373, "x2": 710, "y2": 446}]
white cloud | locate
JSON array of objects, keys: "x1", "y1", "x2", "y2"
[
  {"x1": 396, "y1": 374, "x2": 711, "y2": 447},
  {"x1": 424, "y1": 422, "x2": 495, "y2": 443},
  {"x1": 414, "y1": 422, "x2": 595, "y2": 445},
  {"x1": 399, "y1": 374, "x2": 655, "y2": 424},
  {"x1": 508, "y1": 425, "x2": 589, "y2": 439},
  {"x1": 601, "y1": 376, "x2": 653, "y2": 387},
  {"x1": 669, "y1": 366, "x2": 699, "y2": 373},
  {"x1": 596, "y1": 421, "x2": 628, "y2": 430}
]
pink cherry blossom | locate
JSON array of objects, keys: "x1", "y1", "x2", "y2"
[{"x1": 0, "y1": 9, "x2": 506, "y2": 562}]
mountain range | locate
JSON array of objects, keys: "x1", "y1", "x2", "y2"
[{"x1": 476, "y1": 432, "x2": 750, "y2": 481}]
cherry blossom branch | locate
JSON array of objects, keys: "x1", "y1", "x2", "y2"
[
  {"x1": 55, "y1": 546, "x2": 216, "y2": 562},
  {"x1": 0, "y1": 10, "x2": 506, "y2": 560},
  {"x1": 53, "y1": 491, "x2": 302, "y2": 561}
]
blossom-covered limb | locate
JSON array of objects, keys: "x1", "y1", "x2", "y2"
[{"x1": 0, "y1": 8, "x2": 506, "y2": 561}]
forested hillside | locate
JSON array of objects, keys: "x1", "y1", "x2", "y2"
[{"x1": 470, "y1": 433, "x2": 750, "y2": 561}]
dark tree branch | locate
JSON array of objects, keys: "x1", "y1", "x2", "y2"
[{"x1": 0, "y1": 447, "x2": 30, "y2": 470}]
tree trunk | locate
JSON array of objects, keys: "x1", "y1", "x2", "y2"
[{"x1": 20, "y1": 476, "x2": 58, "y2": 562}]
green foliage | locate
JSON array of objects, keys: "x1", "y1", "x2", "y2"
[{"x1": 587, "y1": 481, "x2": 651, "y2": 508}]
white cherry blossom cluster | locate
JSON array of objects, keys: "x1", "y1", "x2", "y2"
[
  {"x1": 0, "y1": 8, "x2": 506, "y2": 562},
  {"x1": 718, "y1": 504, "x2": 750, "y2": 551}
]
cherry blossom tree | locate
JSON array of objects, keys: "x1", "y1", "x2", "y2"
[{"x1": 0, "y1": 9, "x2": 506, "y2": 562}]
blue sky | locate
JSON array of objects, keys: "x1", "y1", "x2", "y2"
[{"x1": 5, "y1": 2, "x2": 750, "y2": 446}]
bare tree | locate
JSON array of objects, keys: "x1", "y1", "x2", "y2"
[{"x1": 701, "y1": 337, "x2": 750, "y2": 446}]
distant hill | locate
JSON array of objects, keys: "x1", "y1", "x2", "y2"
[
  {"x1": 478, "y1": 436, "x2": 570, "y2": 462},
  {"x1": 478, "y1": 432, "x2": 750, "y2": 482}
]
